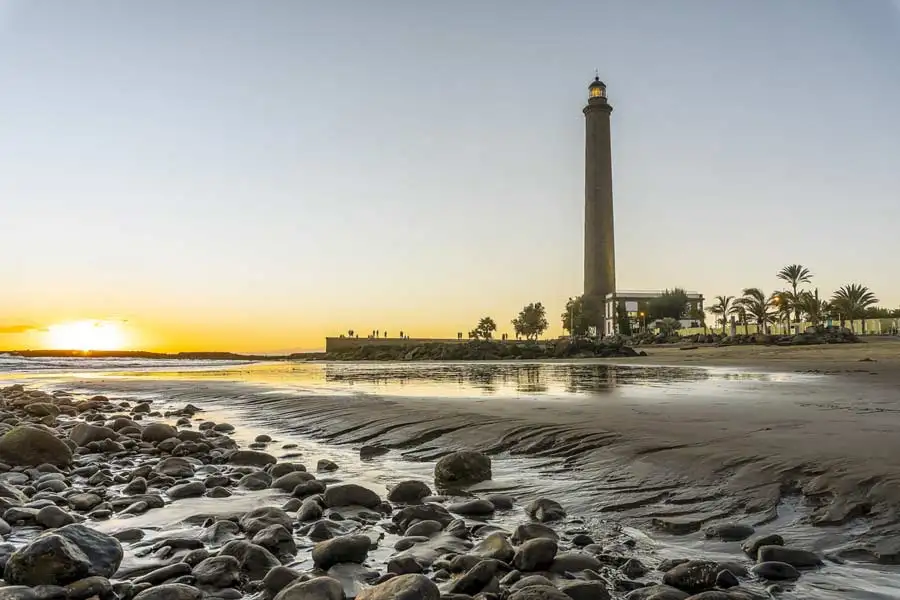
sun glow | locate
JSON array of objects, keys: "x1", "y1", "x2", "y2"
[{"x1": 45, "y1": 320, "x2": 129, "y2": 351}]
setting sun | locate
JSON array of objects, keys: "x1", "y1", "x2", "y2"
[{"x1": 45, "y1": 320, "x2": 129, "y2": 351}]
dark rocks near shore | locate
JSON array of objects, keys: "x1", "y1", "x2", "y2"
[
  {"x1": 0, "y1": 426, "x2": 72, "y2": 467},
  {"x1": 322, "y1": 338, "x2": 641, "y2": 362},
  {"x1": 434, "y1": 450, "x2": 492, "y2": 487},
  {"x1": 0, "y1": 383, "x2": 839, "y2": 600}
]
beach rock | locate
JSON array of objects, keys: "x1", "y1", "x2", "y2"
[
  {"x1": 715, "y1": 569, "x2": 740, "y2": 588},
  {"x1": 240, "y1": 506, "x2": 293, "y2": 536},
  {"x1": 387, "y1": 480, "x2": 432, "y2": 504},
  {"x1": 434, "y1": 450, "x2": 491, "y2": 486},
  {"x1": 387, "y1": 555, "x2": 423, "y2": 575},
  {"x1": 448, "y1": 498, "x2": 495, "y2": 516},
  {"x1": 155, "y1": 457, "x2": 196, "y2": 478},
  {"x1": 252, "y1": 524, "x2": 297, "y2": 559},
  {"x1": 549, "y1": 551, "x2": 601, "y2": 573},
  {"x1": 111, "y1": 528, "x2": 144, "y2": 544},
  {"x1": 25, "y1": 402, "x2": 59, "y2": 417},
  {"x1": 202, "y1": 520, "x2": 242, "y2": 545},
  {"x1": 133, "y1": 583, "x2": 203, "y2": 600},
  {"x1": 620, "y1": 557, "x2": 648, "y2": 579},
  {"x1": 393, "y1": 503, "x2": 454, "y2": 530},
  {"x1": 513, "y1": 538, "x2": 558, "y2": 571},
  {"x1": 168, "y1": 481, "x2": 206, "y2": 499},
  {"x1": 308, "y1": 520, "x2": 338, "y2": 541},
  {"x1": 274, "y1": 576, "x2": 344, "y2": 600},
  {"x1": 192, "y1": 555, "x2": 241, "y2": 588},
  {"x1": 756, "y1": 545, "x2": 822, "y2": 567},
  {"x1": 704, "y1": 522, "x2": 755, "y2": 542},
  {"x1": 67, "y1": 493, "x2": 102, "y2": 512},
  {"x1": 317, "y1": 459, "x2": 338, "y2": 472},
  {"x1": 69, "y1": 423, "x2": 117, "y2": 447},
  {"x1": 751, "y1": 561, "x2": 800, "y2": 580},
  {"x1": 473, "y1": 531, "x2": 515, "y2": 562},
  {"x1": 512, "y1": 523, "x2": 558, "y2": 543},
  {"x1": 662, "y1": 560, "x2": 719, "y2": 593},
  {"x1": 312, "y1": 534, "x2": 371, "y2": 570},
  {"x1": 658, "y1": 559, "x2": 690, "y2": 572},
  {"x1": 229, "y1": 450, "x2": 277, "y2": 467},
  {"x1": 3, "y1": 534, "x2": 91, "y2": 585},
  {"x1": 65, "y1": 576, "x2": 112, "y2": 600},
  {"x1": 132, "y1": 563, "x2": 193, "y2": 585},
  {"x1": 559, "y1": 580, "x2": 611, "y2": 600},
  {"x1": 625, "y1": 585, "x2": 689, "y2": 600},
  {"x1": 217, "y1": 540, "x2": 281, "y2": 581},
  {"x1": 448, "y1": 559, "x2": 497, "y2": 595},
  {"x1": 742, "y1": 533, "x2": 784, "y2": 557},
  {"x1": 270, "y1": 462, "x2": 305, "y2": 478},
  {"x1": 360, "y1": 445, "x2": 389, "y2": 459},
  {"x1": 0, "y1": 426, "x2": 72, "y2": 467},
  {"x1": 508, "y1": 586, "x2": 570, "y2": 600},
  {"x1": 526, "y1": 498, "x2": 566, "y2": 523},
  {"x1": 273, "y1": 470, "x2": 316, "y2": 492},
  {"x1": 652, "y1": 518, "x2": 703, "y2": 535},
  {"x1": 141, "y1": 423, "x2": 177, "y2": 443},
  {"x1": 404, "y1": 520, "x2": 444, "y2": 537},
  {"x1": 36, "y1": 505, "x2": 76, "y2": 529},
  {"x1": 487, "y1": 494, "x2": 515, "y2": 510},
  {"x1": 263, "y1": 566, "x2": 303, "y2": 596},
  {"x1": 292, "y1": 479, "x2": 327, "y2": 498},
  {"x1": 239, "y1": 471, "x2": 272, "y2": 490},
  {"x1": 323, "y1": 483, "x2": 382, "y2": 509},
  {"x1": 356, "y1": 573, "x2": 439, "y2": 600},
  {"x1": 122, "y1": 477, "x2": 148, "y2": 495},
  {"x1": 297, "y1": 498, "x2": 324, "y2": 522},
  {"x1": 510, "y1": 575, "x2": 554, "y2": 590}
]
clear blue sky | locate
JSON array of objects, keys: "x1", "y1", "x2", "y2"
[{"x1": 1, "y1": 0, "x2": 899, "y2": 351}]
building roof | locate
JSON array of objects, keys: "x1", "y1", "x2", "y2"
[{"x1": 604, "y1": 290, "x2": 704, "y2": 300}]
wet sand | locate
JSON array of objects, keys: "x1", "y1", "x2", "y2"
[
  {"x1": 632, "y1": 337, "x2": 900, "y2": 374},
  {"x1": 5, "y1": 347, "x2": 900, "y2": 597},
  {"x1": 43, "y1": 341, "x2": 900, "y2": 564}
]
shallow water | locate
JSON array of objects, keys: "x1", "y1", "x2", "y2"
[{"x1": 3, "y1": 357, "x2": 899, "y2": 598}]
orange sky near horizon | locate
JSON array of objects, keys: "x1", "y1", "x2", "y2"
[{"x1": 3, "y1": 3, "x2": 899, "y2": 354}]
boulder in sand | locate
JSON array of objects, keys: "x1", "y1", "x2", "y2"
[
  {"x1": 356, "y1": 574, "x2": 440, "y2": 600},
  {"x1": 69, "y1": 423, "x2": 117, "y2": 447},
  {"x1": 323, "y1": 483, "x2": 382, "y2": 509},
  {"x1": 0, "y1": 426, "x2": 72, "y2": 467},
  {"x1": 274, "y1": 576, "x2": 344, "y2": 600},
  {"x1": 141, "y1": 423, "x2": 177, "y2": 443},
  {"x1": 311, "y1": 535, "x2": 371, "y2": 570},
  {"x1": 133, "y1": 584, "x2": 203, "y2": 600},
  {"x1": 434, "y1": 450, "x2": 491, "y2": 487},
  {"x1": 387, "y1": 480, "x2": 432, "y2": 504}
]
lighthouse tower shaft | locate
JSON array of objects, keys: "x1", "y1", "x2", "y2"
[{"x1": 583, "y1": 78, "x2": 615, "y2": 332}]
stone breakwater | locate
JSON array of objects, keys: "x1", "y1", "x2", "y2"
[
  {"x1": 319, "y1": 340, "x2": 644, "y2": 362},
  {"x1": 0, "y1": 384, "x2": 845, "y2": 599}
]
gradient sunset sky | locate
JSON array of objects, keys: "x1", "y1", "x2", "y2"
[{"x1": 2, "y1": 0, "x2": 899, "y2": 352}]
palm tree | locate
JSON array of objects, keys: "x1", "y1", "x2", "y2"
[
  {"x1": 706, "y1": 295, "x2": 734, "y2": 334},
  {"x1": 739, "y1": 288, "x2": 775, "y2": 334},
  {"x1": 795, "y1": 289, "x2": 828, "y2": 327},
  {"x1": 777, "y1": 264, "x2": 812, "y2": 323},
  {"x1": 731, "y1": 300, "x2": 750, "y2": 335},
  {"x1": 831, "y1": 284, "x2": 879, "y2": 333},
  {"x1": 770, "y1": 290, "x2": 796, "y2": 334}
]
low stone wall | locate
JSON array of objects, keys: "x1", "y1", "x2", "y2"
[{"x1": 325, "y1": 337, "x2": 468, "y2": 353}]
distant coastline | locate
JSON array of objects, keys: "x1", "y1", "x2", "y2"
[{"x1": 0, "y1": 349, "x2": 293, "y2": 361}]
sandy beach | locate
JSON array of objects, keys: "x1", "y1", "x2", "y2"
[{"x1": 631, "y1": 337, "x2": 900, "y2": 375}]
